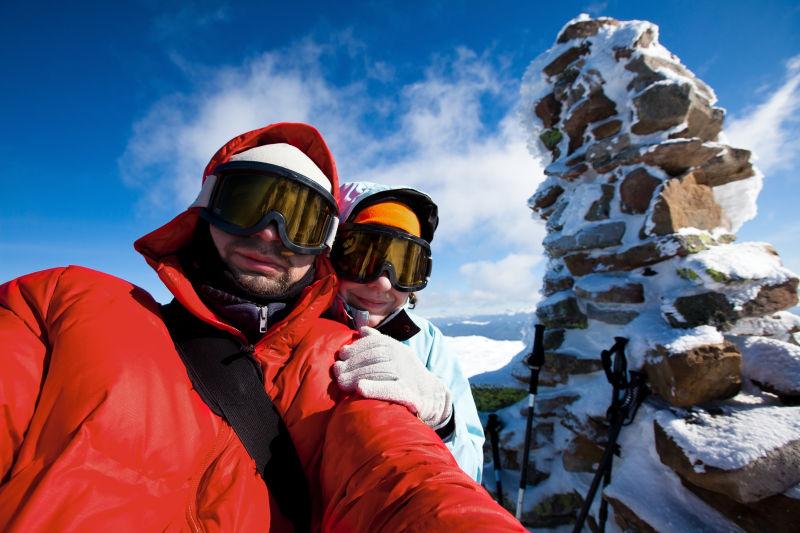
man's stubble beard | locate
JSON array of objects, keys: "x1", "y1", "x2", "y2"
[
  {"x1": 221, "y1": 240, "x2": 301, "y2": 298},
  {"x1": 228, "y1": 268, "x2": 292, "y2": 297}
]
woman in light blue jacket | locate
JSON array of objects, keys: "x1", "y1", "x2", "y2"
[{"x1": 328, "y1": 181, "x2": 484, "y2": 482}]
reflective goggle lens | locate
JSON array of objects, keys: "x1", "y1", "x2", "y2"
[
  {"x1": 332, "y1": 225, "x2": 431, "y2": 291},
  {"x1": 207, "y1": 168, "x2": 336, "y2": 249}
]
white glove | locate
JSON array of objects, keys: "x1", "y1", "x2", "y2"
[{"x1": 334, "y1": 327, "x2": 453, "y2": 429}]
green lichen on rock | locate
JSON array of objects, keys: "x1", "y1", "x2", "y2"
[
  {"x1": 699, "y1": 233, "x2": 716, "y2": 246},
  {"x1": 523, "y1": 491, "x2": 584, "y2": 528},
  {"x1": 705, "y1": 268, "x2": 730, "y2": 283},
  {"x1": 540, "y1": 128, "x2": 563, "y2": 150},
  {"x1": 532, "y1": 492, "x2": 582, "y2": 516},
  {"x1": 677, "y1": 267, "x2": 699, "y2": 281},
  {"x1": 471, "y1": 386, "x2": 527, "y2": 412},
  {"x1": 683, "y1": 234, "x2": 708, "y2": 254}
]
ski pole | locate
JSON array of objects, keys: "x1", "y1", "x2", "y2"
[
  {"x1": 572, "y1": 337, "x2": 628, "y2": 533},
  {"x1": 598, "y1": 338, "x2": 628, "y2": 533},
  {"x1": 486, "y1": 413, "x2": 504, "y2": 506},
  {"x1": 516, "y1": 323, "x2": 546, "y2": 520}
]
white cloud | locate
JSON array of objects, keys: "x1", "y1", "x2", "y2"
[
  {"x1": 121, "y1": 38, "x2": 548, "y2": 315},
  {"x1": 460, "y1": 252, "x2": 545, "y2": 301},
  {"x1": 120, "y1": 42, "x2": 367, "y2": 211},
  {"x1": 726, "y1": 55, "x2": 800, "y2": 175}
]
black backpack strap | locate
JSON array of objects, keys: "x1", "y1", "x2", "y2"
[{"x1": 161, "y1": 301, "x2": 311, "y2": 532}]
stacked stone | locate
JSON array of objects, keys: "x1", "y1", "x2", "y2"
[{"x1": 511, "y1": 15, "x2": 800, "y2": 531}]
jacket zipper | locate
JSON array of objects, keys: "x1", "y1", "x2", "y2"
[{"x1": 258, "y1": 306, "x2": 268, "y2": 334}]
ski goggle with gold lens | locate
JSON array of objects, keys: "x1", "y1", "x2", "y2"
[
  {"x1": 200, "y1": 161, "x2": 339, "y2": 255},
  {"x1": 331, "y1": 223, "x2": 432, "y2": 292}
]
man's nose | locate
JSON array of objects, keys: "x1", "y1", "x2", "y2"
[
  {"x1": 250, "y1": 223, "x2": 281, "y2": 242},
  {"x1": 367, "y1": 273, "x2": 393, "y2": 291}
]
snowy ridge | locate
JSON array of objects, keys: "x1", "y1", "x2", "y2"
[{"x1": 655, "y1": 397, "x2": 800, "y2": 471}]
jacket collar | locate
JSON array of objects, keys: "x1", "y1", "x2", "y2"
[
  {"x1": 376, "y1": 309, "x2": 420, "y2": 341},
  {"x1": 329, "y1": 295, "x2": 420, "y2": 341}
]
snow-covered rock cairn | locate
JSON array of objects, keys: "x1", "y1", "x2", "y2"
[{"x1": 504, "y1": 15, "x2": 800, "y2": 531}]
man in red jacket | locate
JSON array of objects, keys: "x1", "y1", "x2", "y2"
[{"x1": 0, "y1": 122, "x2": 523, "y2": 532}]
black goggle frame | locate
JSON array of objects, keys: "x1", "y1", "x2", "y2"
[
  {"x1": 331, "y1": 223, "x2": 433, "y2": 292},
  {"x1": 200, "y1": 161, "x2": 338, "y2": 255}
]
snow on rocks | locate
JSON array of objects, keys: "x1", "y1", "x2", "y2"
[
  {"x1": 729, "y1": 311, "x2": 800, "y2": 343},
  {"x1": 734, "y1": 336, "x2": 800, "y2": 401},
  {"x1": 654, "y1": 397, "x2": 800, "y2": 502},
  {"x1": 508, "y1": 13, "x2": 800, "y2": 531}
]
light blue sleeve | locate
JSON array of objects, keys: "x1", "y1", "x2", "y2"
[{"x1": 403, "y1": 314, "x2": 485, "y2": 482}]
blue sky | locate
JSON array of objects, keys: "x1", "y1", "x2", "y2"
[{"x1": 2, "y1": 0, "x2": 799, "y2": 316}]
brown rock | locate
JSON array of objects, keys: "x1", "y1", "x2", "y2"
[
  {"x1": 654, "y1": 419, "x2": 800, "y2": 503},
  {"x1": 635, "y1": 26, "x2": 656, "y2": 48},
  {"x1": 564, "y1": 91, "x2": 617, "y2": 154},
  {"x1": 588, "y1": 139, "x2": 722, "y2": 176},
  {"x1": 557, "y1": 17, "x2": 620, "y2": 43},
  {"x1": 561, "y1": 412, "x2": 608, "y2": 443},
  {"x1": 620, "y1": 168, "x2": 661, "y2": 214},
  {"x1": 532, "y1": 183, "x2": 565, "y2": 211},
  {"x1": 641, "y1": 139, "x2": 723, "y2": 176},
  {"x1": 585, "y1": 303, "x2": 639, "y2": 325},
  {"x1": 522, "y1": 492, "x2": 583, "y2": 528},
  {"x1": 649, "y1": 173, "x2": 724, "y2": 236},
  {"x1": 563, "y1": 434, "x2": 604, "y2": 472},
  {"x1": 625, "y1": 54, "x2": 715, "y2": 102},
  {"x1": 668, "y1": 291, "x2": 737, "y2": 329},
  {"x1": 533, "y1": 394, "x2": 580, "y2": 417},
  {"x1": 542, "y1": 275, "x2": 574, "y2": 296},
  {"x1": 585, "y1": 184, "x2": 615, "y2": 221},
  {"x1": 535, "y1": 93, "x2": 563, "y2": 129},
  {"x1": 543, "y1": 221, "x2": 626, "y2": 258},
  {"x1": 682, "y1": 476, "x2": 800, "y2": 533},
  {"x1": 536, "y1": 295, "x2": 588, "y2": 329},
  {"x1": 562, "y1": 162, "x2": 589, "y2": 181},
  {"x1": 544, "y1": 43, "x2": 591, "y2": 77},
  {"x1": 543, "y1": 328, "x2": 565, "y2": 350},
  {"x1": 575, "y1": 281, "x2": 645, "y2": 304},
  {"x1": 644, "y1": 342, "x2": 741, "y2": 407},
  {"x1": 585, "y1": 133, "x2": 631, "y2": 171},
  {"x1": 632, "y1": 82, "x2": 723, "y2": 141},
  {"x1": 591, "y1": 119, "x2": 622, "y2": 140},
  {"x1": 565, "y1": 153, "x2": 586, "y2": 167},
  {"x1": 553, "y1": 67, "x2": 581, "y2": 102},
  {"x1": 741, "y1": 279, "x2": 800, "y2": 317},
  {"x1": 670, "y1": 103, "x2": 725, "y2": 143},
  {"x1": 632, "y1": 82, "x2": 692, "y2": 135},
  {"x1": 694, "y1": 146, "x2": 755, "y2": 187},
  {"x1": 518, "y1": 352, "x2": 603, "y2": 386},
  {"x1": 562, "y1": 234, "x2": 706, "y2": 277},
  {"x1": 615, "y1": 47, "x2": 634, "y2": 62},
  {"x1": 605, "y1": 495, "x2": 659, "y2": 533}
]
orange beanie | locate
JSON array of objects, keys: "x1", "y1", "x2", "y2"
[{"x1": 352, "y1": 201, "x2": 421, "y2": 237}]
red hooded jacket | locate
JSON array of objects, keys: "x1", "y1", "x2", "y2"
[{"x1": 0, "y1": 123, "x2": 523, "y2": 531}]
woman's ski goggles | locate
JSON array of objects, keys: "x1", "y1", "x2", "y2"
[
  {"x1": 331, "y1": 223, "x2": 432, "y2": 292},
  {"x1": 200, "y1": 161, "x2": 339, "y2": 255}
]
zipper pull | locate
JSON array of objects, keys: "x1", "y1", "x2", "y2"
[{"x1": 259, "y1": 306, "x2": 268, "y2": 333}]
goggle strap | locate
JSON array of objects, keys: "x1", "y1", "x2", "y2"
[
  {"x1": 190, "y1": 174, "x2": 218, "y2": 209},
  {"x1": 324, "y1": 216, "x2": 340, "y2": 251}
]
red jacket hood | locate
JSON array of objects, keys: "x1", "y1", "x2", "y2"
[{"x1": 133, "y1": 122, "x2": 341, "y2": 339}]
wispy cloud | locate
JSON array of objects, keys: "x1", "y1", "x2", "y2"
[
  {"x1": 726, "y1": 54, "x2": 800, "y2": 175},
  {"x1": 120, "y1": 36, "x2": 547, "y2": 315},
  {"x1": 151, "y1": 4, "x2": 230, "y2": 42},
  {"x1": 581, "y1": 2, "x2": 608, "y2": 16}
]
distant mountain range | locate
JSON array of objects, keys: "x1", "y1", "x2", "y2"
[{"x1": 430, "y1": 312, "x2": 536, "y2": 341}]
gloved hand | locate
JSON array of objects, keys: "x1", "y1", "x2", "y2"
[{"x1": 334, "y1": 327, "x2": 453, "y2": 430}]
